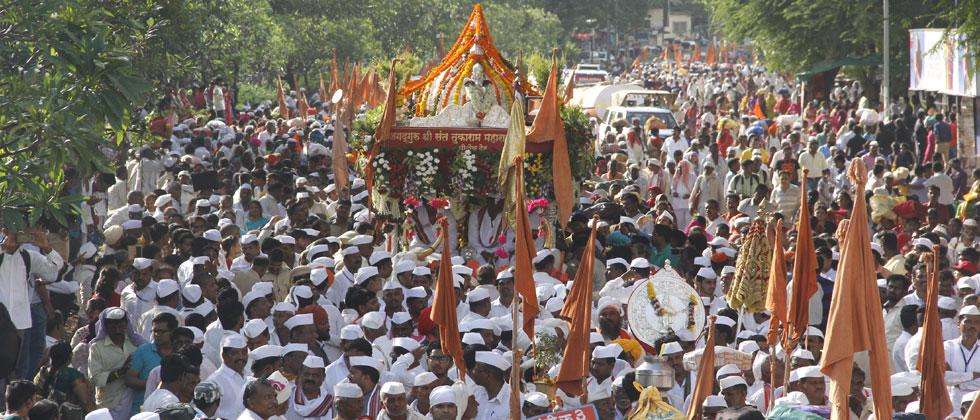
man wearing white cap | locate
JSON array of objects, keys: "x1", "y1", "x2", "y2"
[
  {"x1": 428, "y1": 385, "x2": 458, "y2": 420},
  {"x1": 472, "y1": 351, "x2": 510, "y2": 420},
  {"x1": 795, "y1": 366, "x2": 828, "y2": 407},
  {"x1": 239, "y1": 378, "x2": 279, "y2": 420},
  {"x1": 287, "y1": 356, "x2": 332, "y2": 420},
  {"x1": 332, "y1": 382, "x2": 364, "y2": 420},
  {"x1": 532, "y1": 249, "x2": 561, "y2": 289},
  {"x1": 137, "y1": 278, "x2": 183, "y2": 337},
  {"x1": 717, "y1": 375, "x2": 759, "y2": 419},
  {"x1": 944, "y1": 305, "x2": 980, "y2": 409},
  {"x1": 88, "y1": 307, "x2": 141, "y2": 419},
  {"x1": 121, "y1": 257, "x2": 158, "y2": 325},
  {"x1": 328, "y1": 246, "x2": 360, "y2": 307},
  {"x1": 206, "y1": 333, "x2": 249, "y2": 419},
  {"x1": 694, "y1": 267, "x2": 726, "y2": 314},
  {"x1": 347, "y1": 356, "x2": 385, "y2": 418},
  {"x1": 377, "y1": 381, "x2": 425, "y2": 420},
  {"x1": 408, "y1": 202, "x2": 458, "y2": 255}
]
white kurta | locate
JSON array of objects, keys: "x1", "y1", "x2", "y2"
[{"x1": 208, "y1": 365, "x2": 248, "y2": 419}]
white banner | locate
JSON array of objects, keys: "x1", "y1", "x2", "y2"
[{"x1": 909, "y1": 29, "x2": 977, "y2": 97}]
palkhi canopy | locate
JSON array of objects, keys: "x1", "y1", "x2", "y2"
[{"x1": 398, "y1": 3, "x2": 537, "y2": 116}]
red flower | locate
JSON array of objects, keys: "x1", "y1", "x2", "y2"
[
  {"x1": 402, "y1": 196, "x2": 421, "y2": 208},
  {"x1": 428, "y1": 197, "x2": 449, "y2": 209},
  {"x1": 527, "y1": 198, "x2": 550, "y2": 212}
]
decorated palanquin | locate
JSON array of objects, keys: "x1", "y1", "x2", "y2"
[{"x1": 361, "y1": 4, "x2": 593, "y2": 214}]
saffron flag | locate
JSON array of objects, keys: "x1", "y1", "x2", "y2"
[
  {"x1": 751, "y1": 99, "x2": 766, "y2": 120},
  {"x1": 366, "y1": 59, "x2": 402, "y2": 205},
  {"x1": 429, "y1": 216, "x2": 467, "y2": 379},
  {"x1": 512, "y1": 155, "x2": 539, "y2": 338},
  {"x1": 687, "y1": 318, "x2": 717, "y2": 420},
  {"x1": 329, "y1": 49, "x2": 340, "y2": 97},
  {"x1": 765, "y1": 219, "x2": 787, "y2": 349},
  {"x1": 820, "y1": 160, "x2": 893, "y2": 420},
  {"x1": 555, "y1": 215, "x2": 599, "y2": 396},
  {"x1": 276, "y1": 77, "x2": 289, "y2": 119},
  {"x1": 706, "y1": 43, "x2": 716, "y2": 65},
  {"x1": 787, "y1": 171, "x2": 817, "y2": 344},
  {"x1": 295, "y1": 76, "x2": 309, "y2": 118},
  {"x1": 498, "y1": 97, "x2": 527, "y2": 226},
  {"x1": 319, "y1": 72, "x2": 328, "y2": 105},
  {"x1": 563, "y1": 72, "x2": 576, "y2": 105},
  {"x1": 916, "y1": 246, "x2": 953, "y2": 419},
  {"x1": 526, "y1": 49, "x2": 573, "y2": 228}
]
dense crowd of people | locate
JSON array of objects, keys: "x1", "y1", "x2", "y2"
[{"x1": 1, "y1": 55, "x2": 979, "y2": 420}]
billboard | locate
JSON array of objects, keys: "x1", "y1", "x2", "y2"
[{"x1": 909, "y1": 29, "x2": 977, "y2": 97}]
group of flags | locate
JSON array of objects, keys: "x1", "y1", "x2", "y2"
[
  {"x1": 644, "y1": 40, "x2": 736, "y2": 69},
  {"x1": 275, "y1": 49, "x2": 386, "y2": 121}
]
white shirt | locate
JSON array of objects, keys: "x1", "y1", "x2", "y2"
[
  {"x1": 208, "y1": 365, "x2": 248, "y2": 420},
  {"x1": 661, "y1": 136, "x2": 689, "y2": 159},
  {"x1": 925, "y1": 173, "x2": 956, "y2": 205},
  {"x1": 0, "y1": 247, "x2": 64, "y2": 329},
  {"x1": 327, "y1": 268, "x2": 355, "y2": 308},
  {"x1": 473, "y1": 383, "x2": 510, "y2": 420},
  {"x1": 892, "y1": 330, "x2": 913, "y2": 372},
  {"x1": 120, "y1": 281, "x2": 158, "y2": 325},
  {"x1": 944, "y1": 338, "x2": 980, "y2": 408},
  {"x1": 142, "y1": 388, "x2": 180, "y2": 413},
  {"x1": 236, "y1": 408, "x2": 265, "y2": 420}
]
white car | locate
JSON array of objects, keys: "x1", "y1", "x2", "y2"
[{"x1": 597, "y1": 106, "x2": 679, "y2": 140}]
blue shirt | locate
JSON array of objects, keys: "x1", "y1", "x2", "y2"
[{"x1": 130, "y1": 341, "x2": 162, "y2": 412}]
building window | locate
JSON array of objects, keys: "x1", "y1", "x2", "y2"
[{"x1": 672, "y1": 22, "x2": 687, "y2": 35}]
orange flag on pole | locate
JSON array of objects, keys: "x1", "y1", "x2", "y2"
[
  {"x1": 706, "y1": 43, "x2": 716, "y2": 65},
  {"x1": 916, "y1": 246, "x2": 953, "y2": 419},
  {"x1": 512, "y1": 156, "x2": 540, "y2": 338},
  {"x1": 319, "y1": 72, "x2": 328, "y2": 105},
  {"x1": 687, "y1": 318, "x2": 717, "y2": 420},
  {"x1": 765, "y1": 219, "x2": 788, "y2": 348},
  {"x1": 526, "y1": 50, "x2": 573, "y2": 228},
  {"x1": 787, "y1": 171, "x2": 818, "y2": 344},
  {"x1": 555, "y1": 215, "x2": 599, "y2": 396},
  {"x1": 366, "y1": 59, "x2": 402, "y2": 206},
  {"x1": 329, "y1": 49, "x2": 340, "y2": 97},
  {"x1": 429, "y1": 216, "x2": 467, "y2": 379},
  {"x1": 820, "y1": 159, "x2": 893, "y2": 420},
  {"x1": 276, "y1": 77, "x2": 289, "y2": 119},
  {"x1": 294, "y1": 76, "x2": 309, "y2": 118},
  {"x1": 562, "y1": 71, "x2": 576, "y2": 105},
  {"x1": 673, "y1": 43, "x2": 682, "y2": 64},
  {"x1": 966, "y1": 397, "x2": 980, "y2": 419}
]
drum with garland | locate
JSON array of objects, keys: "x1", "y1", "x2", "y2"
[{"x1": 626, "y1": 261, "x2": 706, "y2": 351}]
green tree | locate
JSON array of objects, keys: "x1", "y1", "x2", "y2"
[{"x1": 0, "y1": 0, "x2": 151, "y2": 228}]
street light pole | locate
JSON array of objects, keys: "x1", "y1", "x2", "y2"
[{"x1": 883, "y1": 0, "x2": 890, "y2": 115}]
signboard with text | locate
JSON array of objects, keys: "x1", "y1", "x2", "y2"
[
  {"x1": 909, "y1": 28, "x2": 978, "y2": 97},
  {"x1": 528, "y1": 404, "x2": 599, "y2": 420}
]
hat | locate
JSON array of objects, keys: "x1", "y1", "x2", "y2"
[
  {"x1": 78, "y1": 242, "x2": 98, "y2": 259},
  {"x1": 271, "y1": 302, "x2": 296, "y2": 313},
  {"x1": 806, "y1": 326, "x2": 824, "y2": 339},
  {"x1": 462, "y1": 332, "x2": 485, "y2": 346},
  {"x1": 532, "y1": 249, "x2": 554, "y2": 264},
  {"x1": 221, "y1": 333, "x2": 247, "y2": 349},
  {"x1": 525, "y1": 391, "x2": 550, "y2": 408},
  {"x1": 959, "y1": 305, "x2": 980, "y2": 317},
  {"x1": 708, "y1": 237, "x2": 730, "y2": 247},
  {"x1": 545, "y1": 297, "x2": 563, "y2": 312},
  {"x1": 792, "y1": 349, "x2": 815, "y2": 361},
  {"x1": 243, "y1": 318, "x2": 269, "y2": 339},
  {"x1": 412, "y1": 266, "x2": 431, "y2": 276},
  {"x1": 203, "y1": 229, "x2": 222, "y2": 242},
  {"x1": 193, "y1": 382, "x2": 222, "y2": 405},
  {"x1": 891, "y1": 377, "x2": 913, "y2": 397},
  {"x1": 310, "y1": 268, "x2": 329, "y2": 287},
  {"x1": 381, "y1": 382, "x2": 406, "y2": 396},
  {"x1": 283, "y1": 314, "x2": 314, "y2": 330},
  {"x1": 938, "y1": 296, "x2": 958, "y2": 311},
  {"x1": 350, "y1": 234, "x2": 373, "y2": 246},
  {"x1": 716, "y1": 316, "x2": 736, "y2": 328},
  {"x1": 716, "y1": 364, "x2": 742, "y2": 379},
  {"x1": 311, "y1": 257, "x2": 335, "y2": 270},
  {"x1": 406, "y1": 287, "x2": 427, "y2": 299},
  {"x1": 334, "y1": 383, "x2": 363, "y2": 399},
  {"x1": 195, "y1": 199, "x2": 210, "y2": 208},
  {"x1": 349, "y1": 356, "x2": 384, "y2": 372},
  {"x1": 496, "y1": 269, "x2": 515, "y2": 281},
  {"x1": 475, "y1": 351, "x2": 511, "y2": 370},
  {"x1": 132, "y1": 257, "x2": 153, "y2": 270},
  {"x1": 590, "y1": 332, "x2": 605, "y2": 344},
  {"x1": 307, "y1": 244, "x2": 330, "y2": 258},
  {"x1": 242, "y1": 290, "x2": 265, "y2": 310},
  {"x1": 391, "y1": 312, "x2": 413, "y2": 325},
  {"x1": 704, "y1": 395, "x2": 728, "y2": 409},
  {"x1": 394, "y1": 260, "x2": 416, "y2": 274},
  {"x1": 797, "y1": 365, "x2": 824, "y2": 379},
  {"x1": 282, "y1": 343, "x2": 308, "y2": 355},
  {"x1": 660, "y1": 341, "x2": 683, "y2": 355},
  {"x1": 414, "y1": 371, "x2": 438, "y2": 386},
  {"x1": 467, "y1": 288, "x2": 490, "y2": 303},
  {"x1": 360, "y1": 311, "x2": 386, "y2": 330},
  {"x1": 302, "y1": 355, "x2": 325, "y2": 369},
  {"x1": 696, "y1": 267, "x2": 717, "y2": 280},
  {"x1": 250, "y1": 345, "x2": 282, "y2": 361},
  {"x1": 630, "y1": 258, "x2": 650, "y2": 269},
  {"x1": 913, "y1": 237, "x2": 934, "y2": 249},
  {"x1": 369, "y1": 251, "x2": 392, "y2": 265},
  {"x1": 355, "y1": 266, "x2": 379, "y2": 285},
  {"x1": 721, "y1": 266, "x2": 736, "y2": 276},
  {"x1": 240, "y1": 234, "x2": 259, "y2": 245},
  {"x1": 340, "y1": 325, "x2": 364, "y2": 340},
  {"x1": 341, "y1": 246, "x2": 360, "y2": 256},
  {"x1": 452, "y1": 265, "x2": 473, "y2": 276},
  {"x1": 156, "y1": 279, "x2": 179, "y2": 298},
  {"x1": 597, "y1": 297, "x2": 622, "y2": 315},
  {"x1": 86, "y1": 409, "x2": 113, "y2": 420},
  {"x1": 606, "y1": 258, "x2": 628, "y2": 268},
  {"x1": 429, "y1": 386, "x2": 457, "y2": 406},
  {"x1": 291, "y1": 285, "x2": 313, "y2": 300},
  {"x1": 105, "y1": 307, "x2": 126, "y2": 320},
  {"x1": 693, "y1": 256, "x2": 711, "y2": 267},
  {"x1": 719, "y1": 375, "x2": 748, "y2": 390},
  {"x1": 738, "y1": 341, "x2": 760, "y2": 354},
  {"x1": 592, "y1": 344, "x2": 622, "y2": 359}
]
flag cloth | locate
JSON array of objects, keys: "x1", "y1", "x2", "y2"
[
  {"x1": 706, "y1": 43, "x2": 716, "y2": 65},
  {"x1": 366, "y1": 59, "x2": 402, "y2": 206},
  {"x1": 329, "y1": 49, "x2": 340, "y2": 97},
  {"x1": 788, "y1": 170, "x2": 818, "y2": 344},
  {"x1": 498, "y1": 98, "x2": 526, "y2": 225},
  {"x1": 751, "y1": 99, "x2": 766, "y2": 121},
  {"x1": 295, "y1": 77, "x2": 309, "y2": 118},
  {"x1": 331, "y1": 107, "x2": 349, "y2": 191},
  {"x1": 511, "y1": 156, "x2": 539, "y2": 338},
  {"x1": 349, "y1": 63, "x2": 362, "y2": 109},
  {"x1": 687, "y1": 318, "x2": 717, "y2": 420},
  {"x1": 319, "y1": 72, "x2": 328, "y2": 105},
  {"x1": 276, "y1": 77, "x2": 289, "y2": 119},
  {"x1": 820, "y1": 159, "x2": 893, "y2": 420},
  {"x1": 765, "y1": 219, "x2": 787, "y2": 349},
  {"x1": 555, "y1": 215, "x2": 598, "y2": 396},
  {"x1": 526, "y1": 50, "x2": 573, "y2": 228},
  {"x1": 966, "y1": 397, "x2": 980, "y2": 419},
  {"x1": 631, "y1": 47, "x2": 649, "y2": 68},
  {"x1": 916, "y1": 246, "x2": 953, "y2": 419},
  {"x1": 673, "y1": 43, "x2": 682, "y2": 64},
  {"x1": 429, "y1": 216, "x2": 466, "y2": 379},
  {"x1": 562, "y1": 72, "x2": 576, "y2": 105}
]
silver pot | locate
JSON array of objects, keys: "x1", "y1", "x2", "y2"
[{"x1": 636, "y1": 357, "x2": 676, "y2": 389}]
